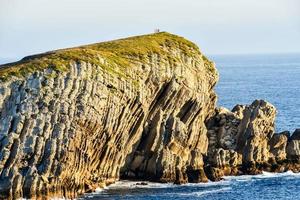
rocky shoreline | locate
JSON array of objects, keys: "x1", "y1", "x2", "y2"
[
  {"x1": 0, "y1": 32, "x2": 298, "y2": 199},
  {"x1": 205, "y1": 100, "x2": 300, "y2": 182}
]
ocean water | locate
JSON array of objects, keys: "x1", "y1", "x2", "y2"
[
  {"x1": 80, "y1": 172, "x2": 300, "y2": 200},
  {"x1": 80, "y1": 54, "x2": 300, "y2": 200},
  {"x1": 213, "y1": 54, "x2": 300, "y2": 132}
]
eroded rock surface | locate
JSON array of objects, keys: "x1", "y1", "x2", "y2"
[
  {"x1": 287, "y1": 129, "x2": 300, "y2": 161},
  {"x1": 0, "y1": 32, "x2": 298, "y2": 199},
  {"x1": 206, "y1": 100, "x2": 300, "y2": 180},
  {"x1": 0, "y1": 32, "x2": 218, "y2": 199}
]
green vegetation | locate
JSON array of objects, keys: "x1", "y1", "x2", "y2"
[
  {"x1": 201, "y1": 55, "x2": 216, "y2": 74},
  {"x1": 0, "y1": 32, "x2": 202, "y2": 81}
]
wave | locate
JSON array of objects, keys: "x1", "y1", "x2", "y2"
[
  {"x1": 94, "y1": 186, "x2": 109, "y2": 193},
  {"x1": 224, "y1": 174, "x2": 255, "y2": 182},
  {"x1": 258, "y1": 171, "x2": 300, "y2": 178},
  {"x1": 224, "y1": 171, "x2": 300, "y2": 182},
  {"x1": 185, "y1": 180, "x2": 231, "y2": 187},
  {"x1": 103, "y1": 179, "x2": 232, "y2": 191},
  {"x1": 90, "y1": 171, "x2": 300, "y2": 196},
  {"x1": 106, "y1": 180, "x2": 175, "y2": 190},
  {"x1": 178, "y1": 187, "x2": 231, "y2": 197}
]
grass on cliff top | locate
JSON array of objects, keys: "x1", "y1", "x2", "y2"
[{"x1": 0, "y1": 32, "x2": 202, "y2": 81}]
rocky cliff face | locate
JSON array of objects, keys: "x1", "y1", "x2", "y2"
[
  {"x1": 0, "y1": 32, "x2": 218, "y2": 199},
  {"x1": 0, "y1": 32, "x2": 298, "y2": 199},
  {"x1": 206, "y1": 101, "x2": 300, "y2": 181}
]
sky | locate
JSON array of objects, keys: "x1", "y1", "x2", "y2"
[{"x1": 0, "y1": 0, "x2": 300, "y2": 64}]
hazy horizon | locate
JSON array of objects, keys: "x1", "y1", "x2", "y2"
[{"x1": 1, "y1": 0, "x2": 300, "y2": 64}]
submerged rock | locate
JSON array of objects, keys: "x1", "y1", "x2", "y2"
[{"x1": 135, "y1": 182, "x2": 148, "y2": 186}]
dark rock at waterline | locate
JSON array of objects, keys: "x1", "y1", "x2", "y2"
[
  {"x1": 290, "y1": 129, "x2": 300, "y2": 140},
  {"x1": 136, "y1": 182, "x2": 148, "y2": 186}
]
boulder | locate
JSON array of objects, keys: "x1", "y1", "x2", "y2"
[
  {"x1": 269, "y1": 131, "x2": 289, "y2": 161},
  {"x1": 290, "y1": 129, "x2": 300, "y2": 140},
  {"x1": 236, "y1": 100, "x2": 276, "y2": 164},
  {"x1": 210, "y1": 148, "x2": 242, "y2": 168},
  {"x1": 287, "y1": 129, "x2": 300, "y2": 161}
]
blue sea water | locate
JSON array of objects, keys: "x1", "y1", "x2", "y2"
[
  {"x1": 81, "y1": 172, "x2": 300, "y2": 200},
  {"x1": 80, "y1": 54, "x2": 300, "y2": 200},
  {"x1": 213, "y1": 53, "x2": 300, "y2": 132}
]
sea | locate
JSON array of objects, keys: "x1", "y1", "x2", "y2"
[
  {"x1": 78, "y1": 54, "x2": 300, "y2": 200},
  {"x1": 213, "y1": 53, "x2": 300, "y2": 133}
]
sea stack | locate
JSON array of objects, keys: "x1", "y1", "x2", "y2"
[{"x1": 0, "y1": 32, "x2": 299, "y2": 199}]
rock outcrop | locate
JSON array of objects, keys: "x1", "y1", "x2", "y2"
[
  {"x1": 0, "y1": 32, "x2": 218, "y2": 199},
  {"x1": 287, "y1": 129, "x2": 300, "y2": 161},
  {"x1": 206, "y1": 100, "x2": 300, "y2": 180},
  {"x1": 0, "y1": 32, "x2": 298, "y2": 199}
]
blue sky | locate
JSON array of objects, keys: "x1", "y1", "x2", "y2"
[{"x1": 0, "y1": 0, "x2": 299, "y2": 64}]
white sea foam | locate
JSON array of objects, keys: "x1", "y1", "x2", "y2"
[
  {"x1": 224, "y1": 174, "x2": 255, "y2": 181},
  {"x1": 178, "y1": 187, "x2": 232, "y2": 197},
  {"x1": 224, "y1": 171, "x2": 300, "y2": 182},
  {"x1": 103, "y1": 179, "x2": 231, "y2": 191},
  {"x1": 258, "y1": 171, "x2": 300, "y2": 178},
  {"x1": 95, "y1": 187, "x2": 106, "y2": 192},
  {"x1": 105, "y1": 180, "x2": 175, "y2": 190},
  {"x1": 92, "y1": 171, "x2": 300, "y2": 196},
  {"x1": 185, "y1": 180, "x2": 231, "y2": 187}
]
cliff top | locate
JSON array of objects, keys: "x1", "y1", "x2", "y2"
[{"x1": 0, "y1": 32, "x2": 210, "y2": 81}]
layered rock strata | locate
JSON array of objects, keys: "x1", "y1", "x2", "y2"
[
  {"x1": 206, "y1": 101, "x2": 300, "y2": 181},
  {"x1": 0, "y1": 32, "x2": 218, "y2": 199},
  {"x1": 0, "y1": 32, "x2": 298, "y2": 199}
]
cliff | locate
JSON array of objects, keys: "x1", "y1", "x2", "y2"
[
  {"x1": 206, "y1": 101, "x2": 300, "y2": 181},
  {"x1": 0, "y1": 32, "x2": 218, "y2": 199},
  {"x1": 0, "y1": 32, "x2": 299, "y2": 199}
]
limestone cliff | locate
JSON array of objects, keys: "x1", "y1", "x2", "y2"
[
  {"x1": 0, "y1": 32, "x2": 299, "y2": 200},
  {"x1": 0, "y1": 32, "x2": 218, "y2": 199},
  {"x1": 206, "y1": 101, "x2": 300, "y2": 181}
]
